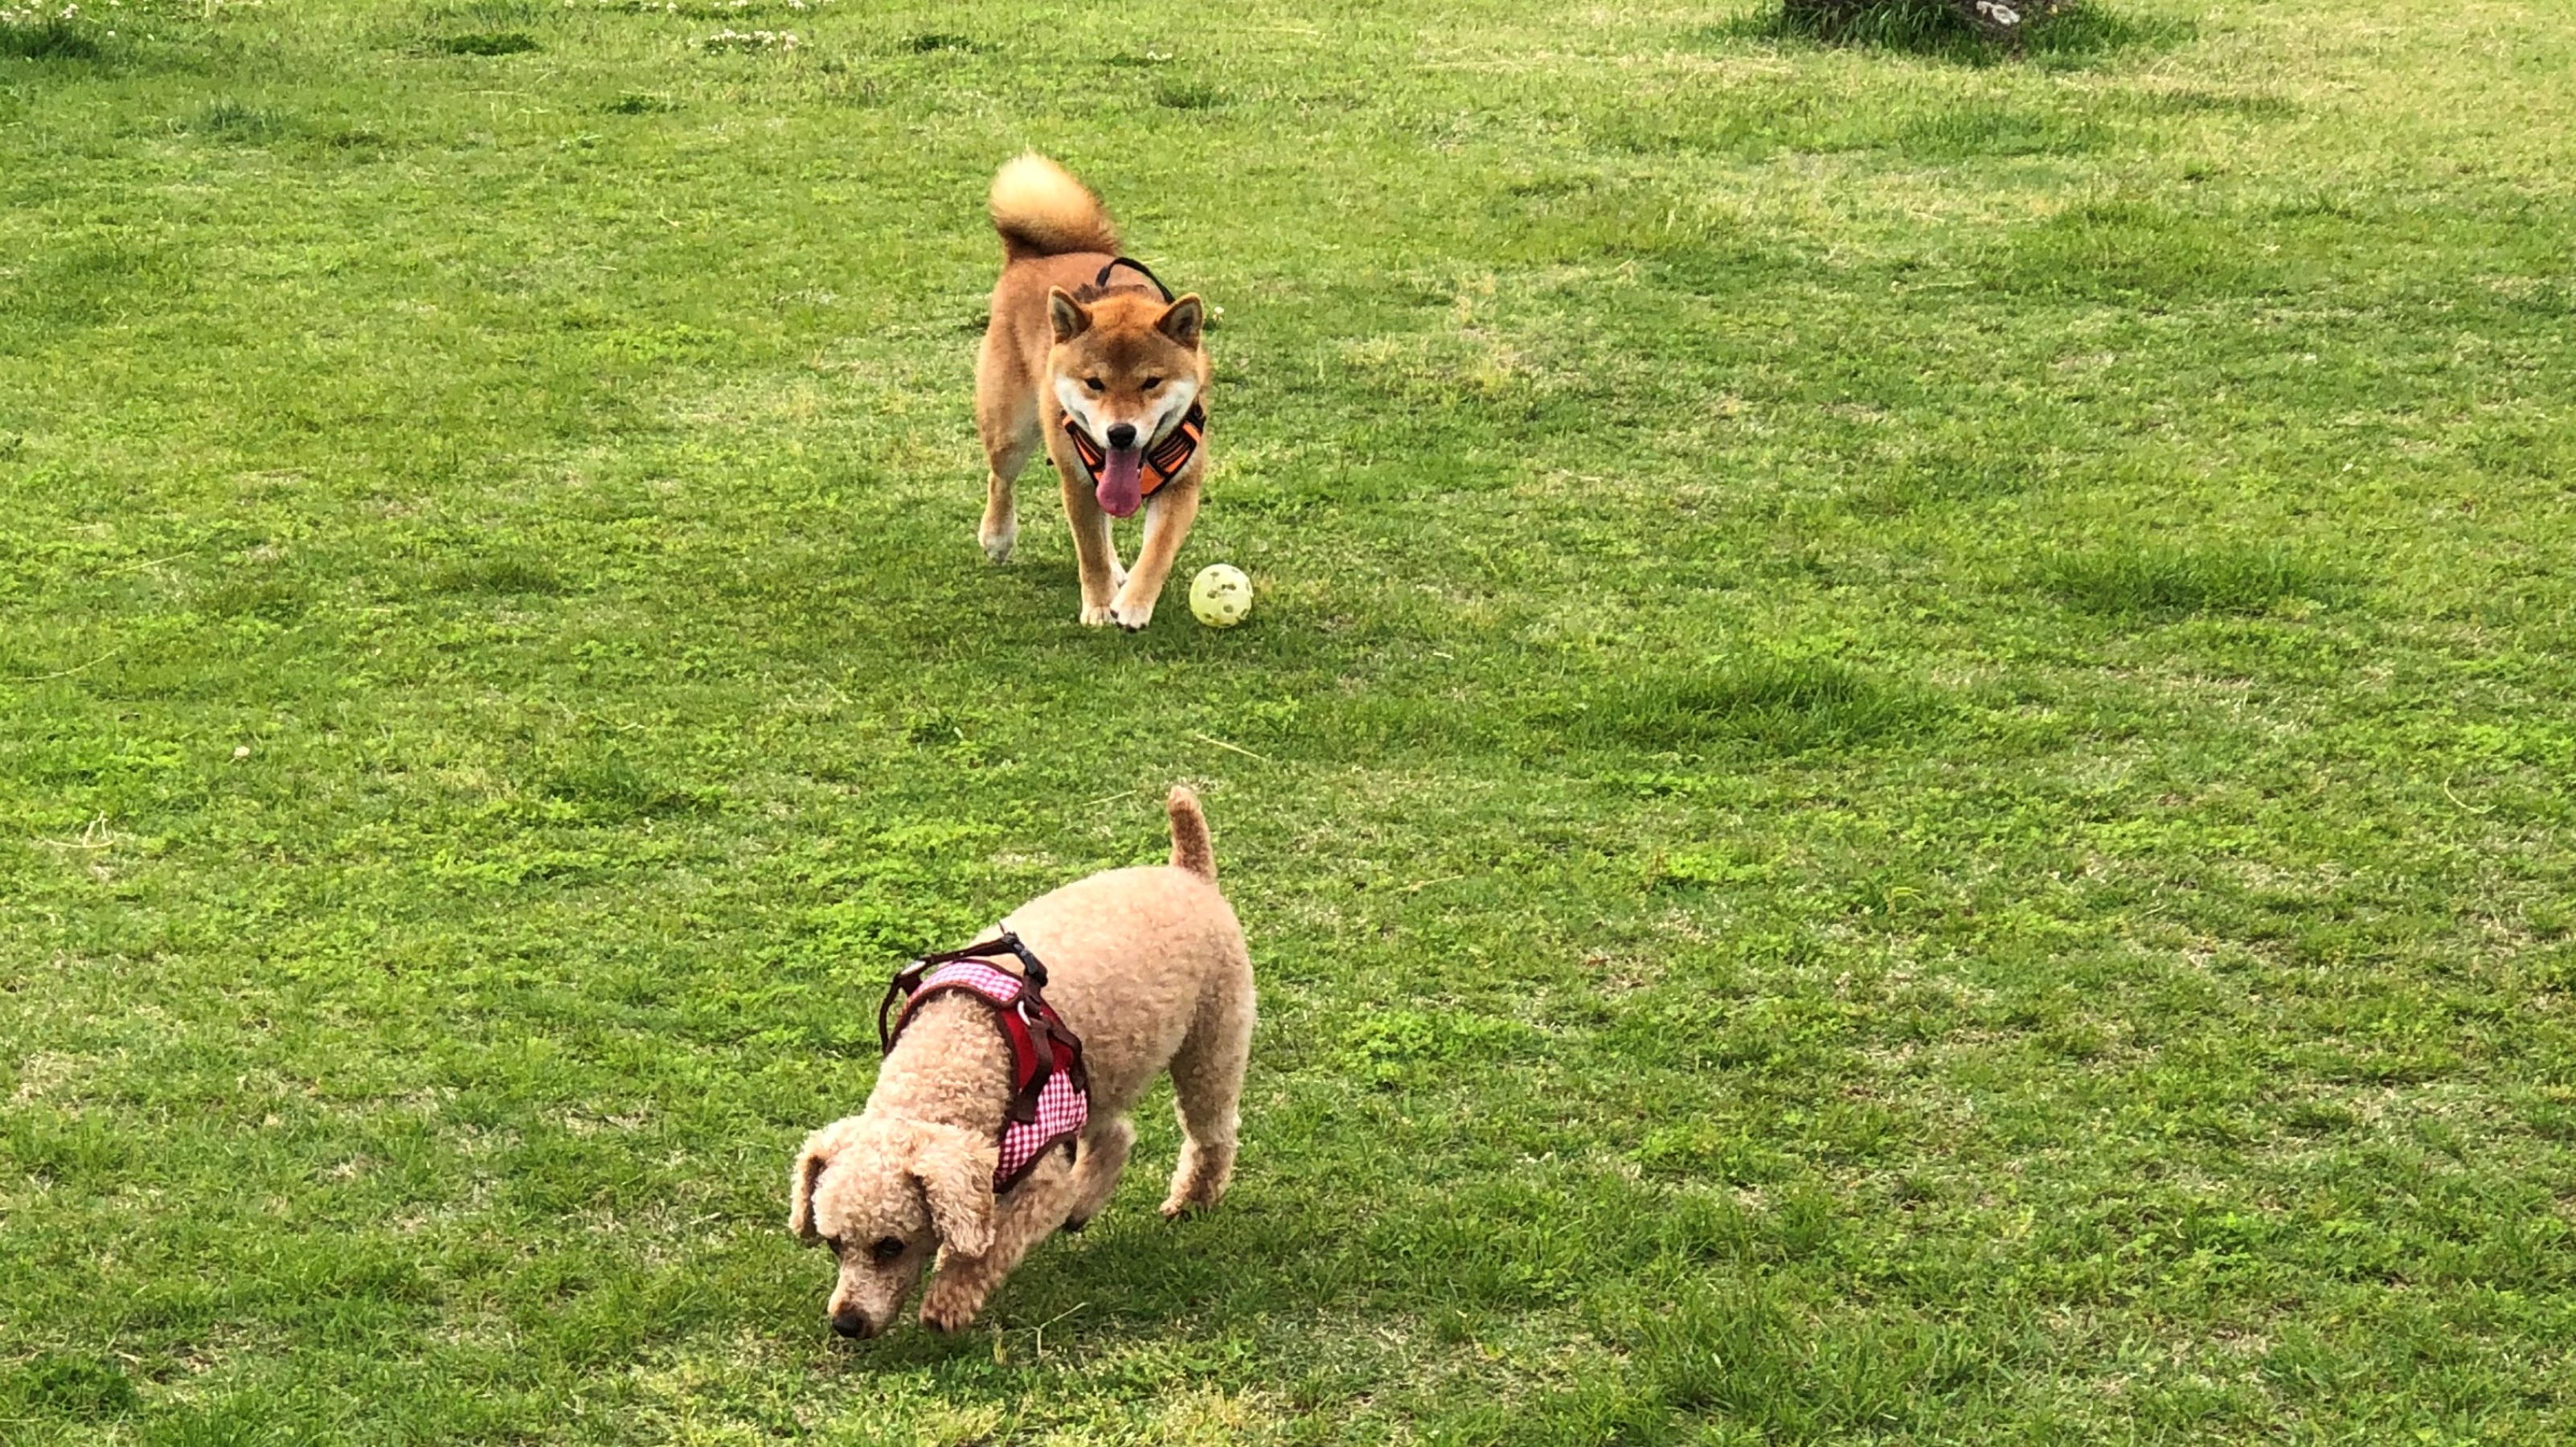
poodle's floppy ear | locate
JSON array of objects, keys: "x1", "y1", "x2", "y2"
[
  {"x1": 1047, "y1": 288, "x2": 1093, "y2": 345},
  {"x1": 909, "y1": 1123, "x2": 998, "y2": 1260},
  {"x1": 789, "y1": 1121, "x2": 854, "y2": 1243}
]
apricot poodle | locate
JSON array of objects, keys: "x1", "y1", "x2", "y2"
[{"x1": 788, "y1": 786, "x2": 1254, "y2": 1337}]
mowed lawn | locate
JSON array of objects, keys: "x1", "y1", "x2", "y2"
[{"x1": 5, "y1": 0, "x2": 2574, "y2": 1441}]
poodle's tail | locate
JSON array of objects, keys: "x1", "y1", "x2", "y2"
[
  {"x1": 1167, "y1": 786, "x2": 1215, "y2": 881},
  {"x1": 989, "y1": 154, "x2": 1119, "y2": 263}
]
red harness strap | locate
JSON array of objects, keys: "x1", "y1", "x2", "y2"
[
  {"x1": 1061, "y1": 401, "x2": 1206, "y2": 501},
  {"x1": 878, "y1": 933, "x2": 1091, "y2": 1192}
]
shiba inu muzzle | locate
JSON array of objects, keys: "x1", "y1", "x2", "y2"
[{"x1": 1063, "y1": 402, "x2": 1206, "y2": 518}]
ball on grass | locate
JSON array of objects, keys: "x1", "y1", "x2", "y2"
[{"x1": 1189, "y1": 564, "x2": 1252, "y2": 629}]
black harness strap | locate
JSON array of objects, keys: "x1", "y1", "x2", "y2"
[
  {"x1": 1095, "y1": 256, "x2": 1176, "y2": 302},
  {"x1": 877, "y1": 929, "x2": 1050, "y2": 1054}
]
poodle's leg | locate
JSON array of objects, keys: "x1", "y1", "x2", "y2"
[
  {"x1": 919, "y1": 1161, "x2": 1075, "y2": 1333},
  {"x1": 1162, "y1": 971, "x2": 1254, "y2": 1218},
  {"x1": 1063, "y1": 1114, "x2": 1136, "y2": 1232}
]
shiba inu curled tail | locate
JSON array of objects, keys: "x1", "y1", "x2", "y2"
[{"x1": 975, "y1": 154, "x2": 1211, "y2": 631}]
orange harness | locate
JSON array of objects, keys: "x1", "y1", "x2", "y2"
[{"x1": 1061, "y1": 402, "x2": 1206, "y2": 501}]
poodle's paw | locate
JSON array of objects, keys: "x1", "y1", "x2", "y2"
[
  {"x1": 1110, "y1": 597, "x2": 1155, "y2": 633},
  {"x1": 1161, "y1": 1161, "x2": 1232, "y2": 1219},
  {"x1": 919, "y1": 1280, "x2": 988, "y2": 1334},
  {"x1": 1079, "y1": 602, "x2": 1116, "y2": 627},
  {"x1": 978, "y1": 522, "x2": 1015, "y2": 564}
]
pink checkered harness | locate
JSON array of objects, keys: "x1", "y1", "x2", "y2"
[{"x1": 878, "y1": 933, "x2": 1090, "y2": 1194}]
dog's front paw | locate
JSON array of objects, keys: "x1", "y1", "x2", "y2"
[
  {"x1": 1110, "y1": 598, "x2": 1154, "y2": 633},
  {"x1": 919, "y1": 1281, "x2": 987, "y2": 1334},
  {"x1": 1079, "y1": 602, "x2": 1116, "y2": 627},
  {"x1": 979, "y1": 523, "x2": 1015, "y2": 564}
]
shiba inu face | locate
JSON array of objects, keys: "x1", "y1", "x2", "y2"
[{"x1": 1046, "y1": 288, "x2": 1206, "y2": 519}]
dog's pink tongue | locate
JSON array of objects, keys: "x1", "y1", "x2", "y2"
[{"x1": 1097, "y1": 449, "x2": 1145, "y2": 519}]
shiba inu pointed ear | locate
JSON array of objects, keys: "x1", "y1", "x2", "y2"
[
  {"x1": 1047, "y1": 288, "x2": 1093, "y2": 344},
  {"x1": 1157, "y1": 293, "x2": 1205, "y2": 349}
]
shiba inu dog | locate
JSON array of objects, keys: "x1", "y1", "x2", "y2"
[{"x1": 973, "y1": 154, "x2": 1210, "y2": 630}]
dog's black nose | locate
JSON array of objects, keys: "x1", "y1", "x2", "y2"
[
  {"x1": 1106, "y1": 422, "x2": 1137, "y2": 449},
  {"x1": 829, "y1": 1310, "x2": 875, "y2": 1339}
]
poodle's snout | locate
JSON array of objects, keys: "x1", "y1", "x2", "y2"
[{"x1": 829, "y1": 1307, "x2": 878, "y2": 1339}]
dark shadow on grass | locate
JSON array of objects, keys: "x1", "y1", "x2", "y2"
[
  {"x1": 1701, "y1": 1, "x2": 2185, "y2": 68},
  {"x1": 0, "y1": 1355, "x2": 139, "y2": 1423},
  {"x1": 2034, "y1": 544, "x2": 2349, "y2": 619},
  {"x1": 1849, "y1": 446, "x2": 2042, "y2": 514},
  {"x1": 186, "y1": 99, "x2": 293, "y2": 142},
  {"x1": 1555, "y1": 658, "x2": 1938, "y2": 757},
  {"x1": 1494, "y1": 174, "x2": 1790, "y2": 287},
  {"x1": 1990, "y1": 198, "x2": 2291, "y2": 301},
  {"x1": 1154, "y1": 81, "x2": 1226, "y2": 110},
  {"x1": 1436, "y1": 1279, "x2": 1998, "y2": 1443},
  {"x1": 0, "y1": 18, "x2": 106, "y2": 60},
  {"x1": 197, "y1": 577, "x2": 307, "y2": 621},
  {"x1": 432, "y1": 31, "x2": 540, "y2": 55},
  {"x1": 538, "y1": 751, "x2": 719, "y2": 822},
  {"x1": 0, "y1": 241, "x2": 186, "y2": 331},
  {"x1": 427, "y1": 554, "x2": 567, "y2": 596}
]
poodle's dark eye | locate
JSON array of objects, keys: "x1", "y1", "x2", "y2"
[
  {"x1": 870, "y1": 1236, "x2": 906, "y2": 1264},
  {"x1": 1083, "y1": 377, "x2": 1105, "y2": 393}
]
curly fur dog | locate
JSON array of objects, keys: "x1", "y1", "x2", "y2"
[{"x1": 788, "y1": 788, "x2": 1254, "y2": 1338}]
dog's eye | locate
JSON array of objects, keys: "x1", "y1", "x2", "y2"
[
  {"x1": 1141, "y1": 376, "x2": 1163, "y2": 391},
  {"x1": 870, "y1": 1236, "x2": 906, "y2": 1264},
  {"x1": 1083, "y1": 378, "x2": 1104, "y2": 393}
]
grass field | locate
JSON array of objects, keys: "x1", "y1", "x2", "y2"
[{"x1": 6, "y1": 0, "x2": 2575, "y2": 1441}]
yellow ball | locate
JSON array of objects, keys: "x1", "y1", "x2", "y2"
[{"x1": 1189, "y1": 564, "x2": 1252, "y2": 629}]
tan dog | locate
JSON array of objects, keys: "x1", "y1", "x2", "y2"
[
  {"x1": 788, "y1": 788, "x2": 1254, "y2": 1337},
  {"x1": 974, "y1": 154, "x2": 1212, "y2": 630}
]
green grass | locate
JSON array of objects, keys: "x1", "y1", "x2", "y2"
[
  {"x1": 4, "y1": 0, "x2": 2575, "y2": 1441},
  {"x1": 2034, "y1": 544, "x2": 2343, "y2": 619}
]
